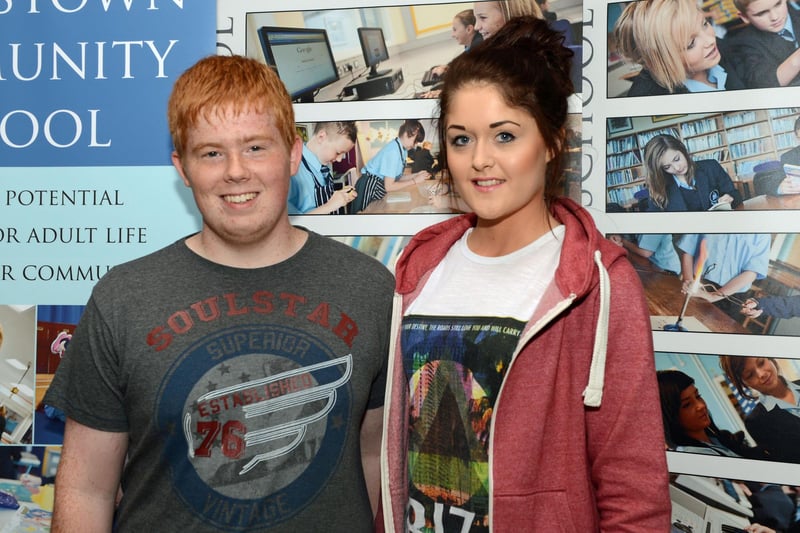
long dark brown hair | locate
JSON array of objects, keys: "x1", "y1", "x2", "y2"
[{"x1": 436, "y1": 15, "x2": 574, "y2": 205}]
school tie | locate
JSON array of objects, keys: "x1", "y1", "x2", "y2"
[
  {"x1": 317, "y1": 165, "x2": 344, "y2": 214},
  {"x1": 779, "y1": 28, "x2": 798, "y2": 48}
]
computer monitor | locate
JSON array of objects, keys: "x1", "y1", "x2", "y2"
[
  {"x1": 258, "y1": 26, "x2": 339, "y2": 103},
  {"x1": 357, "y1": 27, "x2": 390, "y2": 79}
]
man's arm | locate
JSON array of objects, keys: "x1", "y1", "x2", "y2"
[
  {"x1": 360, "y1": 406, "x2": 383, "y2": 517},
  {"x1": 52, "y1": 418, "x2": 128, "y2": 533}
]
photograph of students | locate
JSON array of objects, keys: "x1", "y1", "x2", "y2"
[
  {"x1": 678, "y1": 233, "x2": 771, "y2": 314},
  {"x1": 474, "y1": 0, "x2": 582, "y2": 89},
  {"x1": 380, "y1": 17, "x2": 669, "y2": 531},
  {"x1": 608, "y1": 233, "x2": 682, "y2": 274},
  {"x1": 657, "y1": 369, "x2": 766, "y2": 458},
  {"x1": 671, "y1": 474, "x2": 796, "y2": 533},
  {"x1": 351, "y1": 119, "x2": 430, "y2": 213},
  {"x1": 429, "y1": 9, "x2": 484, "y2": 79},
  {"x1": 720, "y1": 356, "x2": 800, "y2": 463},
  {"x1": 611, "y1": 0, "x2": 745, "y2": 96},
  {"x1": 643, "y1": 134, "x2": 742, "y2": 211},
  {"x1": 287, "y1": 121, "x2": 358, "y2": 215},
  {"x1": 408, "y1": 141, "x2": 440, "y2": 175},
  {"x1": 0, "y1": 306, "x2": 35, "y2": 445},
  {"x1": 726, "y1": 0, "x2": 800, "y2": 88},
  {"x1": 742, "y1": 294, "x2": 800, "y2": 319}
]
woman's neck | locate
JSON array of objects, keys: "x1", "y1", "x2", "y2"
[{"x1": 470, "y1": 209, "x2": 559, "y2": 257}]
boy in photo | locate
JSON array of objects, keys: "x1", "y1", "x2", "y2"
[
  {"x1": 727, "y1": 0, "x2": 800, "y2": 88},
  {"x1": 287, "y1": 121, "x2": 358, "y2": 215}
]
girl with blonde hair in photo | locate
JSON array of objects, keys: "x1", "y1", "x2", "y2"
[
  {"x1": 473, "y1": 0, "x2": 542, "y2": 39},
  {"x1": 613, "y1": 0, "x2": 745, "y2": 96}
]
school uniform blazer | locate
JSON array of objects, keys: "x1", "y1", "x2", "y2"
[
  {"x1": 780, "y1": 145, "x2": 800, "y2": 167},
  {"x1": 745, "y1": 380, "x2": 800, "y2": 463},
  {"x1": 626, "y1": 39, "x2": 745, "y2": 96},
  {"x1": 726, "y1": 11, "x2": 800, "y2": 89},
  {"x1": 647, "y1": 159, "x2": 742, "y2": 211}
]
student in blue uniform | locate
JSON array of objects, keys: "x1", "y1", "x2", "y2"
[
  {"x1": 351, "y1": 120, "x2": 430, "y2": 213},
  {"x1": 288, "y1": 121, "x2": 358, "y2": 215}
]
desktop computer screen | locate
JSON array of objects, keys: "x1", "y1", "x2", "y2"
[
  {"x1": 357, "y1": 27, "x2": 390, "y2": 79},
  {"x1": 258, "y1": 26, "x2": 339, "y2": 103}
]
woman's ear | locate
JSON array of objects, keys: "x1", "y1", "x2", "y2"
[{"x1": 546, "y1": 129, "x2": 565, "y2": 163}]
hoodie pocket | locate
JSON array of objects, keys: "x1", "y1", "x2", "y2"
[{"x1": 493, "y1": 490, "x2": 578, "y2": 533}]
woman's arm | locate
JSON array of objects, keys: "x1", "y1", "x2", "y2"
[{"x1": 587, "y1": 259, "x2": 671, "y2": 531}]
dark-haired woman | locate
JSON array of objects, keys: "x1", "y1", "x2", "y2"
[
  {"x1": 657, "y1": 369, "x2": 765, "y2": 458},
  {"x1": 380, "y1": 16, "x2": 669, "y2": 532}
]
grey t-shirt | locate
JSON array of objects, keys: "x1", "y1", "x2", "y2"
[{"x1": 45, "y1": 231, "x2": 394, "y2": 532}]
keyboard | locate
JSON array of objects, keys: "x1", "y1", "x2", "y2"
[{"x1": 421, "y1": 68, "x2": 441, "y2": 86}]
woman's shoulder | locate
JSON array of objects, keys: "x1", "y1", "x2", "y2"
[{"x1": 627, "y1": 69, "x2": 686, "y2": 97}]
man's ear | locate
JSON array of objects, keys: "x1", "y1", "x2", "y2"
[
  {"x1": 289, "y1": 135, "x2": 303, "y2": 176},
  {"x1": 172, "y1": 151, "x2": 191, "y2": 187},
  {"x1": 738, "y1": 11, "x2": 752, "y2": 24}
]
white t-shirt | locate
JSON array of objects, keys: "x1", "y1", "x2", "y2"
[
  {"x1": 401, "y1": 225, "x2": 564, "y2": 531},
  {"x1": 407, "y1": 225, "x2": 565, "y2": 319}
]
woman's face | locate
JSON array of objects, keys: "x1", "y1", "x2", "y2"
[
  {"x1": 452, "y1": 17, "x2": 474, "y2": 46},
  {"x1": 678, "y1": 384, "x2": 711, "y2": 435},
  {"x1": 443, "y1": 83, "x2": 551, "y2": 228},
  {"x1": 683, "y1": 10, "x2": 721, "y2": 81},
  {"x1": 659, "y1": 148, "x2": 690, "y2": 178},
  {"x1": 741, "y1": 357, "x2": 782, "y2": 396},
  {"x1": 474, "y1": 1, "x2": 506, "y2": 39}
]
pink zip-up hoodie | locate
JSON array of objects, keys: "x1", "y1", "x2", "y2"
[{"x1": 380, "y1": 197, "x2": 671, "y2": 532}]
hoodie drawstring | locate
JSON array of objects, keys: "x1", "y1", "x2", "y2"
[{"x1": 583, "y1": 250, "x2": 610, "y2": 407}]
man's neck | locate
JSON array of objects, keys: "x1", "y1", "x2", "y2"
[{"x1": 186, "y1": 226, "x2": 308, "y2": 269}]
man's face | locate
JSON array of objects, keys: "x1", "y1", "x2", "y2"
[
  {"x1": 741, "y1": 0, "x2": 789, "y2": 33},
  {"x1": 172, "y1": 105, "x2": 301, "y2": 249}
]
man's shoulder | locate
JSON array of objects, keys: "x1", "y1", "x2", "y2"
[
  {"x1": 94, "y1": 239, "x2": 189, "y2": 290},
  {"x1": 725, "y1": 23, "x2": 772, "y2": 47},
  {"x1": 306, "y1": 232, "x2": 395, "y2": 283}
]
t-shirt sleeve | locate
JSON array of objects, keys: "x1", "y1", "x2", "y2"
[{"x1": 42, "y1": 295, "x2": 129, "y2": 432}]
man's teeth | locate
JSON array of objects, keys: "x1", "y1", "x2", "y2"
[{"x1": 224, "y1": 193, "x2": 257, "y2": 203}]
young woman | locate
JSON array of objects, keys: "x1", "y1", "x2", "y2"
[
  {"x1": 720, "y1": 356, "x2": 800, "y2": 463},
  {"x1": 657, "y1": 370, "x2": 764, "y2": 458},
  {"x1": 613, "y1": 0, "x2": 745, "y2": 96},
  {"x1": 643, "y1": 134, "x2": 742, "y2": 211},
  {"x1": 380, "y1": 16, "x2": 670, "y2": 532}
]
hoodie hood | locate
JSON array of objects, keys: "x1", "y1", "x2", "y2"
[{"x1": 393, "y1": 197, "x2": 627, "y2": 407}]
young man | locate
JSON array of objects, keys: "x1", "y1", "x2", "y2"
[
  {"x1": 43, "y1": 55, "x2": 393, "y2": 532},
  {"x1": 727, "y1": 0, "x2": 800, "y2": 88},
  {"x1": 287, "y1": 121, "x2": 359, "y2": 215}
]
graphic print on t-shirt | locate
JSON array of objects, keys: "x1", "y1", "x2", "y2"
[
  {"x1": 156, "y1": 324, "x2": 352, "y2": 530},
  {"x1": 401, "y1": 315, "x2": 523, "y2": 532}
]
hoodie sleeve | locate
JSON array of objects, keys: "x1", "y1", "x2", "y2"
[{"x1": 585, "y1": 257, "x2": 671, "y2": 532}]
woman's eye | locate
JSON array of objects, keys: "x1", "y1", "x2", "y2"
[
  {"x1": 449, "y1": 135, "x2": 470, "y2": 147},
  {"x1": 497, "y1": 132, "x2": 515, "y2": 143},
  {"x1": 687, "y1": 38, "x2": 696, "y2": 50}
]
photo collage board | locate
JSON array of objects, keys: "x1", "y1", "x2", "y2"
[
  {"x1": 2, "y1": 0, "x2": 799, "y2": 529},
  {"x1": 218, "y1": 0, "x2": 800, "y2": 530}
]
